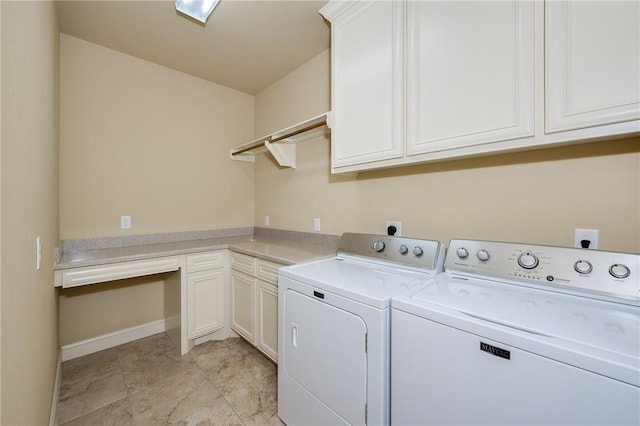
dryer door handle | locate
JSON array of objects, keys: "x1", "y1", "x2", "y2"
[{"x1": 291, "y1": 322, "x2": 298, "y2": 349}]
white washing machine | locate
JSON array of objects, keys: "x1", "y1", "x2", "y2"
[
  {"x1": 278, "y1": 233, "x2": 445, "y2": 425},
  {"x1": 392, "y1": 239, "x2": 640, "y2": 425}
]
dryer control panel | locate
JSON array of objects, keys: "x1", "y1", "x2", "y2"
[{"x1": 446, "y1": 239, "x2": 640, "y2": 305}]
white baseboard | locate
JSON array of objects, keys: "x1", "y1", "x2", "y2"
[
  {"x1": 50, "y1": 349, "x2": 62, "y2": 426},
  {"x1": 61, "y1": 319, "x2": 168, "y2": 361}
]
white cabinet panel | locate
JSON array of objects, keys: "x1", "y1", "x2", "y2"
[
  {"x1": 257, "y1": 282, "x2": 278, "y2": 363},
  {"x1": 406, "y1": 0, "x2": 534, "y2": 154},
  {"x1": 230, "y1": 270, "x2": 255, "y2": 343},
  {"x1": 186, "y1": 269, "x2": 225, "y2": 339},
  {"x1": 546, "y1": 1, "x2": 640, "y2": 133},
  {"x1": 326, "y1": 0, "x2": 405, "y2": 169}
]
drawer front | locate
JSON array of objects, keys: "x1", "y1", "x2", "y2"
[
  {"x1": 186, "y1": 251, "x2": 225, "y2": 273},
  {"x1": 256, "y1": 260, "x2": 281, "y2": 285},
  {"x1": 230, "y1": 252, "x2": 256, "y2": 276}
]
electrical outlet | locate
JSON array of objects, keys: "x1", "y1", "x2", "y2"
[
  {"x1": 574, "y1": 228, "x2": 598, "y2": 249},
  {"x1": 386, "y1": 221, "x2": 402, "y2": 236},
  {"x1": 121, "y1": 215, "x2": 132, "y2": 230},
  {"x1": 265, "y1": 215, "x2": 270, "y2": 227},
  {"x1": 314, "y1": 218, "x2": 321, "y2": 232}
]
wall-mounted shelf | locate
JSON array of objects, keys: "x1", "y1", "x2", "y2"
[{"x1": 230, "y1": 112, "x2": 331, "y2": 168}]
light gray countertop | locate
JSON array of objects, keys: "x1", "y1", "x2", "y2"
[{"x1": 55, "y1": 228, "x2": 339, "y2": 270}]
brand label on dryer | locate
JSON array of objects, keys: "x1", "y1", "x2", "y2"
[{"x1": 480, "y1": 342, "x2": 511, "y2": 360}]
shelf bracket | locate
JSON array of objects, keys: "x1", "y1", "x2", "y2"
[{"x1": 265, "y1": 141, "x2": 296, "y2": 168}]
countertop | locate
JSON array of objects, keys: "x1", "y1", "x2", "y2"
[{"x1": 55, "y1": 229, "x2": 339, "y2": 270}]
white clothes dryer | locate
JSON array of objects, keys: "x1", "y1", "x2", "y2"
[{"x1": 278, "y1": 233, "x2": 445, "y2": 425}]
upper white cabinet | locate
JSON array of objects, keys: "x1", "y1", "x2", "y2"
[
  {"x1": 545, "y1": 1, "x2": 640, "y2": 133},
  {"x1": 321, "y1": 0, "x2": 640, "y2": 174},
  {"x1": 321, "y1": 0, "x2": 405, "y2": 168},
  {"x1": 406, "y1": 1, "x2": 534, "y2": 155}
]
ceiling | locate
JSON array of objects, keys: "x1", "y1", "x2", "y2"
[{"x1": 56, "y1": 0, "x2": 330, "y2": 95}]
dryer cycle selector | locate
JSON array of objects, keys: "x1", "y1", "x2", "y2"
[
  {"x1": 477, "y1": 249, "x2": 490, "y2": 262},
  {"x1": 413, "y1": 246, "x2": 424, "y2": 257},
  {"x1": 518, "y1": 252, "x2": 539, "y2": 269},
  {"x1": 399, "y1": 245, "x2": 409, "y2": 255},
  {"x1": 609, "y1": 264, "x2": 631, "y2": 279},
  {"x1": 456, "y1": 247, "x2": 469, "y2": 259},
  {"x1": 373, "y1": 240, "x2": 386, "y2": 252}
]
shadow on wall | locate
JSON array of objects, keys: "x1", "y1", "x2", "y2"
[{"x1": 356, "y1": 136, "x2": 640, "y2": 181}]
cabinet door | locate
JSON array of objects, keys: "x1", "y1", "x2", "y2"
[
  {"x1": 406, "y1": 0, "x2": 534, "y2": 155},
  {"x1": 186, "y1": 269, "x2": 225, "y2": 339},
  {"x1": 257, "y1": 281, "x2": 278, "y2": 363},
  {"x1": 546, "y1": 1, "x2": 640, "y2": 133},
  {"x1": 230, "y1": 271, "x2": 255, "y2": 343},
  {"x1": 327, "y1": 0, "x2": 405, "y2": 169}
]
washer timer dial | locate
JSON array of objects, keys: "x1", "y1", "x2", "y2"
[
  {"x1": 373, "y1": 240, "x2": 385, "y2": 252},
  {"x1": 517, "y1": 252, "x2": 539, "y2": 269}
]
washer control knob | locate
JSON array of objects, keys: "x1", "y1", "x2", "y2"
[
  {"x1": 609, "y1": 264, "x2": 631, "y2": 279},
  {"x1": 517, "y1": 252, "x2": 539, "y2": 269},
  {"x1": 456, "y1": 247, "x2": 469, "y2": 259},
  {"x1": 373, "y1": 240, "x2": 385, "y2": 252},
  {"x1": 399, "y1": 245, "x2": 409, "y2": 255},
  {"x1": 413, "y1": 246, "x2": 424, "y2": 257},
  {"x1": 574, "y1": 260, "x2": 593, "y2": 274},
  {"x1": 477, "y1": 249, "x2": 490, "y2": 262}
]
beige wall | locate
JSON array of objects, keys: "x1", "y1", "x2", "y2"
[
  {"x1": 255, "y1": 49, "x2": 640, "y2": 253},
  {"x1": 1, "y1": 2, "x2": 60, "y2": 424},
  {"x1": 58, "y1": 35, "x2": 255, "y2": 344},
  {"x1": 60, "y1": 34, "x2": 255, "y2": 239}
]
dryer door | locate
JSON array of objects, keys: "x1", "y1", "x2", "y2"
[{"x1": 283, "y1": 288, "x2": 367, "y2": 425}]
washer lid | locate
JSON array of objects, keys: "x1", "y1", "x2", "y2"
[
  {"x1": 279, "y1": 256, "x2": 437, "y2": 309},
  {"x1": 393, "y1": 274, "x2": 640, "y2": 386}
]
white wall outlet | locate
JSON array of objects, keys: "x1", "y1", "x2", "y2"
[
  {"x1": 574, "y1": 228, "x2": 598, "y2": 249},
  {"x1": 265, "y1": 215, "x2": 270, "y2": 227},
  {"x1": 386, "y1": 221, "x2": 402, "y2": 236},
  {"x1": 121, "y1": 215, "x2": 132, "y2": 230},
  {"x1": 313, "y1": 218, "x2": 321, "y2": 232}
]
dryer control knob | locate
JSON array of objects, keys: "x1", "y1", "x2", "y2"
[
  {"x1": 609, "y1": 264, "x2": 630, "y2": 279},
  {"x1": 456, "y1": 247, "x2": 469, "y2": 259},
  {"x1": 413, "y1": 246, "x2": 424, "y2": 257},
  {"x1": 477, "y1": 249, "x2": 490, "y2": 262},
  {"x1": 399, "y1": 245, "x2": 409, "y2": 255},
  {"x1": 373, "y1": 240, "x2": 385, "y2": 252},
  {"x1": 574, "y1": 260, "x2": 593, "y2": 274},
  {"x1": 518, "y1": 252, "x2": 539, "y2": 269}
]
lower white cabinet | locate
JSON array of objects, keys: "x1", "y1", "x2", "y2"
[
  {"x1": 186, "y1": 251, "x2": 226, "y2": 339},
  {"x1": 230, "y1": 251, "x2": 281, "y2": 363}
]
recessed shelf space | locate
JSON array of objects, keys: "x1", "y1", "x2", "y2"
[{"x1": 230, "y1": 112, "x2": 331, "y2": 168}]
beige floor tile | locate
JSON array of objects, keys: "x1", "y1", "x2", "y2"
[
  {"x1": 57, "y1": 368, "x2": 127, "y2": 424},
  {"x1": 61, "y1": 348, "x2": 120, "y2": 385},
  {"x1": 129, "y1": 371, "x2": 222, "y2": 424},
  {"x1": 58, "y1": 397, "x2": 135, "y2": 426},
  {"x1": 121, "y1": 350, "x2": 200, "y2": 394},
  {"x1": 116, "y1": 332, "x2": 176, "y2": 364},
  {"x1": 174, "y1": 397, "x2": 244, "y2": 425}
]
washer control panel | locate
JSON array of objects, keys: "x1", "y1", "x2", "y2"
[
  {"x1": 337, "y1": 233, "x2": 445, "y2": 272},
  {"x1": 445, "y1": 239, "x2": 640, "y2": 305}
]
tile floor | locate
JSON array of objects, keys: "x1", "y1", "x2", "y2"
[{"x1": 57, "y1": 333, "x2": 283, "y2": 425}]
